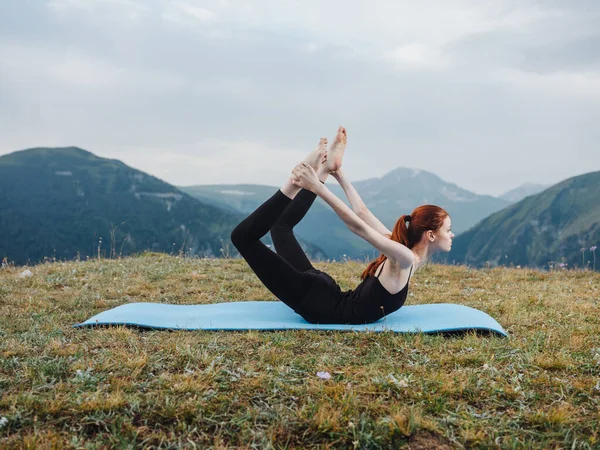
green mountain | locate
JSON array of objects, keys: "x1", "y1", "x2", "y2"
[
  {"x1": 0, "y1": 147, "x2": 326, "y2": 265},
  {"x1": 449, "y1": 171, "x2": 600, "y2": 269},
  {"x1": 179, "y1": 168, "x2": 511, "y2": 261}
]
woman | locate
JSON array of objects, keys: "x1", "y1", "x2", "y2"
[{"x1": 230, "y1": 126, "x2": 454, "y2": 324}]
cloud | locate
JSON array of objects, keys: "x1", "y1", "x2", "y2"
[
  {"x1": 493, "y1": 69, "x2": 600, "y2": 99},
  {"x1": 101, "y1": 138, "x2": 310, "y2": 186},
  {"x1": 383, "y1": 43, "x2": 446, "y2": 68},
  {"x1": 169, "y1": 2, "x2": 218, "y2": 22},
  {"x1": 47, "y1": 0, "x2": 151, "y2": 20},
  {"x1": 0, "y1": 41, "x2": 186, "y2": 91},
  {"x1": 0, "y1": 0, "x2": 599, "y2": 195}
]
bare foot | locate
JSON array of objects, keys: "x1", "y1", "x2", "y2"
[
  {"x1": 325, "y1": 126, "x2": 346, "y2": 172},
  {"x1": 303, "y1": 137, "x2": 328, "y2": 171}
]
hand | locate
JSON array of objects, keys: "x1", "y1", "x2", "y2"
[
  {"x1": 291, "y1": 162, "x2": 321, "y2": 193},
  {"x1": 330, "y1": 168, "x2": 344, "y2": 180}
]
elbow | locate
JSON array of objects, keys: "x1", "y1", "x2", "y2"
[
  {"x1": 349, "y1": 220, "x2": 366, "y2": 237},
  {"x1": 348, "y1": 223, "x2": 361, "y2": 235},
  {"x1": 354, "y1": 205, "x2": 367, "y2": 217}
]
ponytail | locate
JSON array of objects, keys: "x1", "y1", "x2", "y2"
[
  {"x1": 360, "y1": 206, "x2": 448, "y2": 281},
  {"x1": 361, "y1": 214, "x2": 412, "y2": 280}
]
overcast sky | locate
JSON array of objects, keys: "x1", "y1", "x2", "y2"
[{"x1": 1, "y1": 0, "x2": 599, "y2": 196}]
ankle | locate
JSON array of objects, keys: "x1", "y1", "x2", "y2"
[
  {"x1": 316, "y1": 166, "x2": 329, "y2": 183},
  {"x1": 281, "y1": 178, "x2": 301, "y2": 199}
]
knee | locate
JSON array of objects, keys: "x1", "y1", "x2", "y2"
[
  {"x1": 300, "y1": 310, "x2": 320, "y2": 324},
  {"x1": 230, "y1": 224, "x2": 246, "y2": 250},
  {"x1": 270, "y1": 218, "x2": 292, "y2": 236},
  {"x1": 269, "y1": 221, "x2": 282, "y2": 239}
]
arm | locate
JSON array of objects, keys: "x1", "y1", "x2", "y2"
[
  {"x1": 291, "y1": 162, "x2": 413, "y2": 268},
  {"x1": 315, "y1": 183, "x2": 413, "y2": 268},
  {"x1": 332, "y1": 168, "x2": 392, "y2": 237}
]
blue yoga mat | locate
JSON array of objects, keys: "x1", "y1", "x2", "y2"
[{"x1": 74, "y1": 301, "x2": 508, "y2": 337}]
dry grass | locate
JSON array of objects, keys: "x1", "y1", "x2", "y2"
[{"x1": 1, "y1": 253, "x2": 599, "y2": 449}]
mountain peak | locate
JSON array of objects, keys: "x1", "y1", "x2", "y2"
[
  {"x1": 499, "y1": 182, "x2": 548, "y2": 203},
  {"x1": 384, "y1": 167, "x2": 440, "y2": 180},
  {"x1": 1, "y1": 146, "x2": 102, "y2": 164},
  {"x1": 355, "y1": 166, "x2": 443, "y2": 187},
  {"x1": 48, "y1": 146, "x2": 96, "y2": 157}
]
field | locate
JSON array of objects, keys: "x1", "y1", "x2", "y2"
[{"x1": 1, "y1": 254, "x2": 599, "y2": 449}]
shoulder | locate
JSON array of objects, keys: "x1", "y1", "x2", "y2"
[{"x1": 388, "y1": 250, "x2": 414, "y2": 271}]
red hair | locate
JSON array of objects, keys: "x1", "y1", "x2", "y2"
[{"x1": 360, "y1": 205, "x2": 449, "y2": 280}]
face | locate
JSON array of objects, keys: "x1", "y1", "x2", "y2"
[{"x1": 433, "y1": 216, "x2": 454, "y2": 252}]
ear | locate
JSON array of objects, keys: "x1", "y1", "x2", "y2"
[{"x1": 427, "y1": 230, "x2": 435, "y2": 242}]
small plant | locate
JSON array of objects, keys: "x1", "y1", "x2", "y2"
[
  {"x1": 590, "y1": 245, "x2": 597, "y2": 270},
  {"x1": 178, "y1": 230, "x2": 190, "y2": 257},
  {"x1": 119, "y1": 236, "x2": 129, "y2": 258},
  {"x1": 591, "y1": 245, "x2": 597, "y2": 271},
  {"x1": 581, "y1": 247, "x2": 586, "y2": 269},
  {"x1": 109, "y1": 221, "x2": 126, "y2": 259},
  {"x1": 220, "y1": 238, "x2": 231, "y2": 259}
]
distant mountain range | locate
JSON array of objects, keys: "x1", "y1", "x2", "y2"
[
  {"x1": 0, "y1": 147, "x2": 326, "y2": 265},
  {"x1": 2, "y1": 146, "x2": 596, "y2": 270},
  {"x1": 180, "y1": 168, "x2": 511, "y2": 261},
  {"x1": 449, "y1": 171, "x2": 600, "y2": 269},
  {"x1": 499, "y1": 183, "x2": 548, "y2": 202}
]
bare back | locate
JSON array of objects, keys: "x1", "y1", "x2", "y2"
[{"x1": 374, "y1": 259, "x2": 413, "y2": 295}]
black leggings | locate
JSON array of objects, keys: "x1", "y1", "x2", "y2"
[{"x1": 230, "y1": 188, "x2": 326, "y2": 317}]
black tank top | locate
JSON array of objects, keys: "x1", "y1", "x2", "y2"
[{"x1": 334, "y1": 260, "x2": 413, "y2": 324}]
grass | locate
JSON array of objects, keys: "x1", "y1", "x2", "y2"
[{"x1": 0, "y1": 253, "x2": 599, "y2": 449}]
